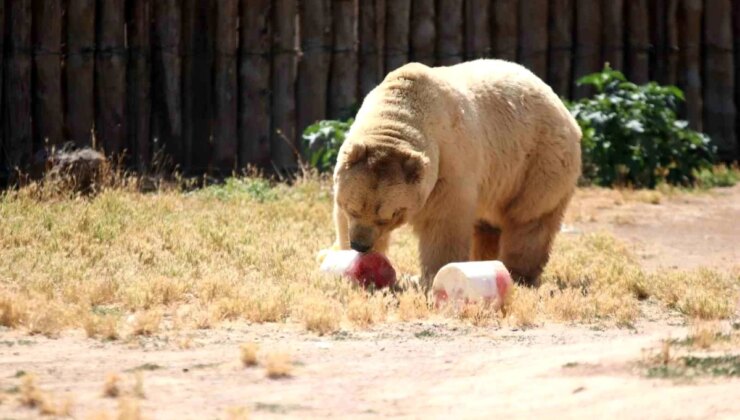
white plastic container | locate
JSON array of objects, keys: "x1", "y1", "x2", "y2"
[
  {"x1": 319, "y1": 249, "x2": 361, "y2": 275},
  {"x1": 431, "y1": 260, "x2": 513, "y2": 308}
]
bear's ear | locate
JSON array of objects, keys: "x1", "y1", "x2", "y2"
[
  {"x1": 342, "y1": 143, "x2": 367, "y2": 169},
  {"x1": 401, "y1": 151, "x2": 429, "y2": 184}
]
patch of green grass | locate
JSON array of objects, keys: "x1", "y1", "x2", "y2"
[
  {"x1": 646, "y1": 355, "x2": 740, "y2": 379},
  {"x1": 331, "y1": 331, "x2": 354, "y2": 341},
  {"x1": 414, "y1": 329, "x2": 436, "y2": 339},
  {"x1": 562, "y1": 362, "x2": 580, "y2": 368},
  {"x1": 254, "y1": 402, "x2": 307, "y2": 414},
  {"x1": 669, "y1": 333, "x2": 731, "y2": 348},
  {"x1": 125, "y1": 363, "x2": 162, "y2": 372},
  {"x1": 14, "y1": 370, "x2": 26, "y2": 378},
  {"x1": 693, "y1": 164, "x2": 740, "y2": 189},
  {"x1": 197, "y1": 178, "x2": 277, "y2": 203}
]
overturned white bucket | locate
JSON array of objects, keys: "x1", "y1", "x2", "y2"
[{"x1": 431, "y1": 260, "x2": 513, "y2": 309}]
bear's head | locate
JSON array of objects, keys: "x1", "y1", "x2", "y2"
[{"x1": 333, "y1": 142, "x2": 431, "y2": 253}]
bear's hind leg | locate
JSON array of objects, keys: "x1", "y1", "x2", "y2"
[
  {"x1": 499, "y1": 196, "x2": 570, "y2": 286},
  {"x1": 471, "y1": 220, "x2": 501, "y2": 261}
]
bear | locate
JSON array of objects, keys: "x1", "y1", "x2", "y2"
[{"x1": 322, "y1": 59, "x2": 582, "y2": 291}]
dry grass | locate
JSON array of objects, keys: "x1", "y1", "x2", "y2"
[
  {"x1": 103, "y1": 373, "x2": 122, "y2": 398},
  {"x1": 225, "y1": 406, "x2": 251, "y2": 420},
  {"x1": 240, "y1": 342, "x2": 260, "y2": 367},
  {"x1": 346, "y1": 292, "x2": 390, "y2": 327},
  {"x1": 1, "y1": 172, "x2": 737, "y2": 339},
  {"x1": 131, "y1": 310, "x2": 162, "y2": 336},
  {"x1": 84, "y1": 313, "x2": 121, "y2": 340},
  {"x1": 18, "y1": 373, "x2": 74, "y2": 416},
  {"x1": 265, "y1": 352, "x2": 293, "y2": 379}
]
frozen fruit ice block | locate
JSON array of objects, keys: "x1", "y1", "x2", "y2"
[{"x1": 432, "y1": 260, "x2": 512, "y2": 308}]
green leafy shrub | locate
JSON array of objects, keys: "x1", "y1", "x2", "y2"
[
  {"x1": 568, "y1": 64, "x2": 717, "y2": 188},
  {"x1": 301, "y1": 118, "x2": 354, "y2": 173}
]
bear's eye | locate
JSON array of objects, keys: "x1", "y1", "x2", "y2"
[
  {"x1": 393, "y1": 208, "x2": 406, "y2": 218},
  {"x1": 376, "y1": 219, "x2": 390, "y2": 227}
]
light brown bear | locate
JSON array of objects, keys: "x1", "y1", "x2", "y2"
[{"x1": 323, "y1": 59, "x2": 581, "y2": 290}]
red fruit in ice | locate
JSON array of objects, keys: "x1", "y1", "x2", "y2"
[{"x1": 344, "y1": 252, "x2": 397, "y2": 290}]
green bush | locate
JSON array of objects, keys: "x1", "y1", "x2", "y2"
[
  {"x1": 568, "y1": 64, "x2": 717, "y2": 188},
  {"x1": 301, "y1": 118, "x2": 354, "y2": 173}
]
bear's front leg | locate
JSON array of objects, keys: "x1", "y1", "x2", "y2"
[
  {"x1": 317, "y1": 200, "x2": 350, "y2": 264},
  {"x1": 332, "y1": 200, "x2": 350, "y2": 250},
  {"x1": 414, "y1": 212, "x2": 474, "y2": 292}
]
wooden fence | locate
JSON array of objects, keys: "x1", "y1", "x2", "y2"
[{"x1": 1, "y1": 0, "x2": 738, "y2": 182}]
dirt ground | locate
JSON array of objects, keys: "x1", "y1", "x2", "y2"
[{"x1": 1, "y1": 185, "x2": 739, "y2": 420}]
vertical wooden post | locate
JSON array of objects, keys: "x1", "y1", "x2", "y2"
[
  {"x1": 96, "y1": 0, "x2": 127, "y2": 156},
  {"x1": 649, "y1": 0, "x2": 666, "y2": 82},
  {"x1": 677, "y1": 0, "x2": 702, "y2": 131},
  {"x1": 127, "y1": 0, "x2": 152, "y2": 171},
  {"x1": 385, "y1": 0, "x2": 411, "y2": 72},
  {"x1": 410, "y1": 0, "x2": 436, "y2": 66},
  {"x1": 240, "y1": 0, "x2": 272, "y2": 169},
  {"x1": 298, "y1": 0, "x2": 331, "y2": 136},
  {"x1": 66, "y1": 0, "x2": 96, "y2": 147},
  {"x1": 0, "y1": 1, "x2": 4, "y2": 174},
  {"x1": 733, "y1": 0, "x2": 740, "y2": 158},
  {"x1": 271, "y1": 0, "x2": 298, "y2": 170},
  {"x1": 626, "y1": 0, "x2": 649, "y2": 84},
  {"x1": 548, "y1": 0, "x2": 574, "y2": 98},
  {"x1": 436, "y1": 0, "x2": 463, "y2": 65},
  {"x1": 464, "y1": 0, "x2": 490, "y2": 60},
  {"x1": 183, "y1": 0, "x2": 214, "y2": 173},
  {"x1": 213, "y1": 0, "x2": 238, "y2": 173},
  {"x1": 329, "y1": 0, "x2": 358, "y2": 120},
  {"x1": 665, "y1": 0, "x2": 679, "y2": 85},
  {"x1": 704, "y1": 0, "x2": 737, "y2": 159},
  {"x1": 32, "y1": 0, "x2": 64, "y2": 148},
  {"x1": 376, "y1": 0, "x2": 387, "y2": 75},
  {"x1": 492, "y1": 0, "x2": 518, "y2": 62},
  {"x1": 573, "y1": 0, "x2": 602, "y2": 98},
  {"x1": 152, "y1": 0, "x2": 183, "y2": 166},
  {"x1": 519, "y1": 0, "x2": 548, "y2": 77},
  {"x1": 3, "y1": 0, "x2": 32, "y2": 170},
  {"x1": 359, "y1": 0, "x2": 382, "y2": 96},
  {"x1": 602, "y1": 0, "x2": 624, "y2": 71}
]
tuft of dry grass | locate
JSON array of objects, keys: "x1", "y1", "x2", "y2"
[
  {"x1": 131, "y1": 310, "x2": 162, "y2": 336},
  {"x1": 0, "y1": 293, "x2": 27, "y2": 328},
  {"x1": 298, "y1": 295, "x2": 341, "y2": 336},
  {"x1": 83, "y1": 313, "x2": 121, "y2": 340},
  {"x1": 646, "y1": 268, "x2": 739, "y2": 320},
  {"x1": 19, "y1": 373, "x2": 74, "y2": 416},
  {"x1": 117, "y1": 398, "x2": 143, "y2": 420},
  {"x1": 26, "y1": 300, "x2": 68, "y2": 338},
  {"x1": 240, "y1": 342, "x2": 260, "y2": 367},
  {"x1": 456, "y1": 301, "x2": 499, "y2": 327},
  {"x1": 397, "y1": 290, "x2": 430, "y2": 321},
  {"x1": 346, "y1": 292, "x2": 389, "y2": 327},
  {"x1": 504, "y1": 286, "x2": 540, "y2": 328},
  {"x1": 103, "y1": 373, "x2": 122, "y2": 398},
  {"x1": 265, "y1": 352, "x2": 293, "y2": 379},
  {"x1": 225, "y1": 406, "x2": 251, "y2": 420}
]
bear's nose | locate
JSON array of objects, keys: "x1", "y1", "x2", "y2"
[{"x1": 350, "y1": 241, "x2": 371, "y2": 253}]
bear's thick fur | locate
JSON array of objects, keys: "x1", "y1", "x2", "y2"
[{"x1": 326, "y1": 59, "x2": 582, "y2": 289}]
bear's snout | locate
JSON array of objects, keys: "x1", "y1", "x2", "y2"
[
  {"x1": 350, "y1": 241, "x2": 371, "y2": 253},
  {"x1": 349, "y1": 224, "x2": 375, "y2": 253}
]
